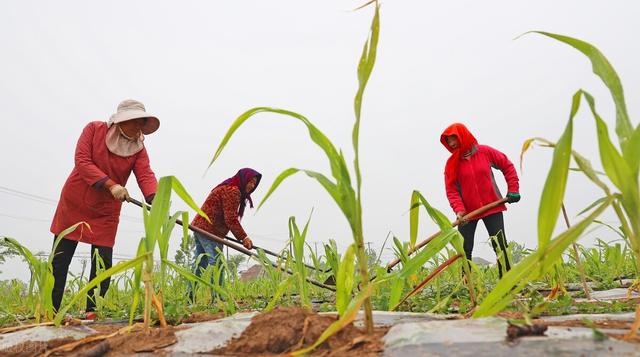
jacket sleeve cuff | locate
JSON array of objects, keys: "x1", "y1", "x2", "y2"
[{"x1": 93, "y1": 176, "x2": 109, "y2": 189}]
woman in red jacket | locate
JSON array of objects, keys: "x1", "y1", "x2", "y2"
[
  {"x1": 50, "y1": 99, "x2": 159, "y2": 317},
  {"x1": 441, "y1": 123, "x2": 520, "y2": 277}
]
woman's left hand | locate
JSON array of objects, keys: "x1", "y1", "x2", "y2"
[
  {"x1": 506, "y1": 192, "x2": 521, "y2": 203},
  {"x1": 242, "y1": 237, "x2": 253, "y2": 250}
]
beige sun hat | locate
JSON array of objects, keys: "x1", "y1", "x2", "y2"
[{"x1": 107, "y1": 99, "x2": 160, "y2": 135}]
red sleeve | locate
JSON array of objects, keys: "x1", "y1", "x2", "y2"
[
  {"x1": 133, "y1": 147, "x2": 158, "y2": 198},
  {"x1": 75, "y1": 122, "x2": 108, "y2": 186},
  {"x1": 221, "y1": 187, "x2": 248, "y2": 241},
  {"x1": 445, "y1": 172, "x2": 466, "y2": 214},
  {"x1": 486, "y1": 145, "x2": 520, "y2": 193}
]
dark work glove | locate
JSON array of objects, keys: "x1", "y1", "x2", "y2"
[{"x1": 506, "y1": 192, "x2": 521, "y2": 204}]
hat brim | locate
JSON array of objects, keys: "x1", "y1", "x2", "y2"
[{"x1": 111, "y1": 110, "x2": 160, "y2": 135}]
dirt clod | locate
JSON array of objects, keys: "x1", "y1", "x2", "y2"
[
  {"x1": 213, "y1": 306, "x2": 387, "y2": 356},
  {"x1": 181, "y1": 311, "x2": 225, "y2": 324},
  {"x1": 506, "y1": 323, "x2": 548, "y2": 341},
  {"x1": 0, "y1": 337, "x2": 75, "y2": 357}
]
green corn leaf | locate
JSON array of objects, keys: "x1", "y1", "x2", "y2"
[
  {"x1": 323, "y1": 239, "x2": 340, "y2": 277},
  {"x1": 147, "y1": 177, "x2": 172, "y2": 252},
  {"x1": 537, "y1": 91, "x2": 578, "y2": 252},
  {"x1": 353, "y1": 3, "x2": 380, "y2": 189},
  {"x1": 48, "y1": 222, "x2": 89, "y2": 262},
  {"x1": 582, "y1": 92, "x2": 640, "y2": 234},
  {"x1": 571, "y1": 150, "x2": 611, "y2": 194},
  {"x1": 474, "y1": 196, "x2": 612, "y2": 317},
  {"x1": 388, "y1": 276, "x2": 405, "y2": 311},
  {"x1": 257, "y1": 168, "x2": 357, "y2": 232},
  {"x1": 336, "y1": 244, "x2": 356, "y2": 316},
  {"x1": 578, "y1": 197, "x2": 609, "y2": 216},
  {"x1": 129, "y1": 238, "x2": 147, "y2": 325},
  {"x1": 583, "y1": 92, "x2": 633, "y2": 190},
  {"x1": 289, "y1": 214, "x2": 311, "y2": 308},
  {"x1": 257, "y1": 168, "x2": 301, "y2": 209},
  {"x1": 208, "y1": 107, "x2": 349, "y2": 186},
  {"x1": 398, "y1": 229, "x2": 458, "y2": 279},
  {"x1": 159, "y1": 212, "x2": 181, "y2": 261},
  {"x1": 393, "y1": 253, "x2": 463, "y2": 310},
  {"x1": 409, "y1": 191, "x2": 420, "y2": 250},
  {"x1": 628, "y1": 125, "x2": 640, "y2": 176},
  {"x1": 169, "y1": 176, "x2": 209, "y2": 222},
  {"x1": 392, "y1": 237, "x2": 409, "y2": 264},
  {"x1": 264, "y1": 274, "x2": 296, "y2": 313},
  {"x1": 415, "y1": 191, "x2": 452, "y2": 231},
  {"x1": 164, "y1": 259, "x2": 229, "y2": 299},
  {"x1": 521, "y1": 137, "x2": 611, "y2": 196},
  {"x1": 532, "y1": 32, "x2": 632, "y2": 153},
  {"x1": 583, "y1": 93, "x2": 638, "y2": 200},
  {"x1": 181, "y1": 211, "x2": 190, "y2": 250}
]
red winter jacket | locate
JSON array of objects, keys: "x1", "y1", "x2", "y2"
[
  {"x1": 444, "y1": 144, "x2": 519, "y2": 220},
  {"x1": 50, "y1": 121, "x2": 157, "y2": 247},
  {"x1": 191, "y1": 185, "x2": 249, "y2": 241}
]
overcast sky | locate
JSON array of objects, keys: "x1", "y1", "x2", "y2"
[{"x1": 1, "y1": 1, "x2": 638, "y2": 281}]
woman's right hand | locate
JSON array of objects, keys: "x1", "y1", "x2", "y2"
[
  {"x1": 109, "y1": 184, "x2": 130, "y2": 202},
  {"x1": 456, "y1": 211, "x2": 467, "y2": 224},
  {"x1": 242, "y1": 237, "x2": 253, "y2": 250}
]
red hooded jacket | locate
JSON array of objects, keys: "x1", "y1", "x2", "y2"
[{"x1": 441, "y1": 123, "x2": 519, "y2": 220}]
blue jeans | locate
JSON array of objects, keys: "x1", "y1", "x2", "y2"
[{"x1": 188, "y1": 232, "x2": 225, "y2": 300}]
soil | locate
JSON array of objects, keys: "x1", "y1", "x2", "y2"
[
  {"x1": 534, "y1": 318, "x2": 633, "y2": 330},
  {"x1": 496, "y1": 311, "x2": 525, "y2": 320},
  {"x1": 212, "y1": 307, "x2": 388, "y2": 356},
  {"x1": 534, "y1": 318, "x2": 640, "y2": 344},
  {"x1": 84, "y1": 322, "x2": 128, "y2": 335},
  {"x1": 506, "y1": 323, "x2": 548, "y2": 341},
  {"x1": 5, "y1": 325, "x2": 178, "y2": 356},
  {"x1": 181, "y1": 311, "x2": 225, "y2": 324},
  {"x1": 0, "y1": 337, "x2": 75, "y2": 357},
  {"x1": 79, "y1": 327, "x2": 177, "y2": 356}
]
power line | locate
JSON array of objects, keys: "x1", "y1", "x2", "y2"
[
  {"x1": 0, "y1": 213, "x2": 50, "y2": 223},
  {"x1": 0, "y1": 185, "x2": 141, "y2": 222}
]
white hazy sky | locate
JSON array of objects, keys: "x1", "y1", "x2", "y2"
[{"x1": 1, "y1": 1, "x2": 638, "y2": 281}]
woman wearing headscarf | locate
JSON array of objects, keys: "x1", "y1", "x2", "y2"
[
  {"x1": 190, "y1": 168, "x2": 262, "y2": 284},
  {"x1": 440, "y1": 123, "x2": 520, "y2": 277},
  {"x1": 50, "y1": 99, "x2": 159, "y2": 318}
]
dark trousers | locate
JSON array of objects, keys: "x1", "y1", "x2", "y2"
[
  {"x1": 458, "y1": 212, "x2": 511, "y2": 277},
  {"x1": 51, "y1": 236, "x2": 113, "y2": 312}
]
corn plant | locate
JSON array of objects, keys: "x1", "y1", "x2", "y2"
[
  {"x1": 335, "y1": 244, "x2": 356, "y2": 316},
  {"x1": 288, "y1": 213, "x2": 313, "y2": 308},
  {"x1": 475, "y1": 32, "x2": 640, "y2": 323},
  {"x1": 386, "y1": 190, "x2": 475, "y2": 310},
  {"x1": 207, "y1": 3, "x2": 380, "y2": 332},
  {"x1": 2, "y1": 222, "x2": 86, "y2": 323},
  {"x1": 323, "y1": 239, "x2": 340, "y2": 285}
]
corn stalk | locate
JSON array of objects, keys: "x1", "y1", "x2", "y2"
[
  {"x1": 207, "y1": 3, "x2": 380, "y2": 333},
  {"x1": 475, "y1": 32, "x2": 640, "y2": 319}
]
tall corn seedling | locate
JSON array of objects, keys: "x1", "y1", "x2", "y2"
[
  {"x1": 2, "y1": 222, "x2": 86, "y2": 323},
  {"x1": 474, "y1": 33, "x2": 640, "y2": 334},
  {"x1": 208, "y1": 3, "x2": 380, "y2": 333}
]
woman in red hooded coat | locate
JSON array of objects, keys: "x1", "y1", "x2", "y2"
[
  {"x1": 50, "y1": 99, "x2": 159, "y2": 317},
  {"x1": 441, "y1": 123, "x2": 520, "y2": 277}
]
